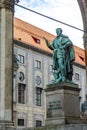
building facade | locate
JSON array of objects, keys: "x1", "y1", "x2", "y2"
[{"x1": 13, "y1": 18, "x2": 86, "y2": 129}]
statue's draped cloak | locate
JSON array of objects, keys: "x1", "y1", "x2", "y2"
[{"x1": 52, "y1": 35, "x2": 75, "y2": 76}]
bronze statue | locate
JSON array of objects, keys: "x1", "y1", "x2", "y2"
[{"x1": 44, "y1": 28, "x2": 75, "y2": 83}]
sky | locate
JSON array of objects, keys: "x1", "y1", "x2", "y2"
[{"x1": 14, "y1": 0, "x2": 84, "y2": 49}]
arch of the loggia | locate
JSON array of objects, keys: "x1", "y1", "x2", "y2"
[
  {"x1": 77, "y1": 0, "x2": 87, "y2": 46},
  {"x1": 77, "y1": 0, "x2": 87, "y2": 66}
]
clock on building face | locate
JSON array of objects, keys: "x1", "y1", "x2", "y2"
[
  {"x1": 19, "y1": 72, "x2": 25, "y2": 81},
  {"x1": 36, "y1": 76, "x2": 41, "y2": 85}
]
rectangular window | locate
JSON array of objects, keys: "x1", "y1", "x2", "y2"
[
  {"x1": 18, "y1": 119, "x2": 24, "y2": 126},
  {"x1": 36, "y1": 87, "x2": 42, "y2": 106},
  {"x1": 18, "y1": 54, "x2": 24, "y2": 64},
  {"x1": 75, "y1": 73, "x2": 79, "y2": 80},
  {"x1": 18, "y1": 84, "x2": 25, "y2": 104},
  {"x1": 35, "y1": 60, "x2": 41, "y2": 69},
  {"x1": 36, "y1": 120, "x2": 42, "y2": 127}
]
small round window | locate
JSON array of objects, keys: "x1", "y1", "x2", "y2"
[
  {"x1": 36, "y1": 76, "x2": 41, "y2": 85},
  {"x1": 19, "y1": 72, "x2": 25, "y2": 81}
]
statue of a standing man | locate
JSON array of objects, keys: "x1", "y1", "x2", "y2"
[{"x1": 44, "y1": 28, "x2": 75, "y2": 83}]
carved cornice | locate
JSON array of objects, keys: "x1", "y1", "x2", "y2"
[
  {"x1": 0, "y1": 0, "x2": 19, "y2": 10},
  {"x1": 14, "y1": 39, "x2": 86, "y2": 69},
  {"x1": 14, "y1": 39, "x2": 52, "y2": 57}
]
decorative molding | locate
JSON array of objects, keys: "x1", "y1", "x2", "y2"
[
  {"x1": 45, "y1": 82, "x2": 80, "y2": 92},
  {"x1": 19, "y1": 72, "x2": 25, "y2": 81},
  {"x1": 36, "y1": 76, "x2": 41, "y2": 85},
  {"x1": 14, "y1": 39, "x2": 52, "y2": 57},
  {"x1": 73, "y1": 62, "x2": 86, "y2": 69},
  {"x1": 0, "y1": 0, "x2": 19, "y2": 10},
  {"x1": 14, "y1": 39, "x2": 86, "y2": 69}
]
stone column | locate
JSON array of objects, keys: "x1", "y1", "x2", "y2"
[
  {"x1": 78, "y1": 0, "x2": 87, "y2": 96},
  {"x1": 83, "y1": 33, "x2": 87, "y2": 100},
  {"x1": 0, "y1": 0, "x2": 14, "y2": 125}
]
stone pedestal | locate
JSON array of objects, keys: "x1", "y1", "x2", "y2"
[
  {"x1": 31, "y1": 124, "x2": 87, "y2": 130},
  {"x1": 0, "y1": 121, "x2": 15, "y2": 130},
  {"x1": 45, "y1": 82, "x2": 84, "y2": 125},
  {"x1": 27, "y1": 82, "x2": 87, "y2": 130}
]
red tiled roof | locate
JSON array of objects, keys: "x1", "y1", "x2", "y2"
[
  {"x1": 74, "y1": 46, "x2": 85, "y2": 66},
  {"x1": 14, "y1": 17, "x2": 86, "y2": 66}
]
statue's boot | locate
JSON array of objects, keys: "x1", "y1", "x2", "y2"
[
  {"x1": 62, "y1": 76, "x2": 66, "y2": 82},
  {"x1": 54, "y1": 77, "x2": 62, "y2": 83}
]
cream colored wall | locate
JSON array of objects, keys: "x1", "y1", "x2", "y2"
[{"x1": 73, "y1": 65, "x2": 86, "y2": 103}]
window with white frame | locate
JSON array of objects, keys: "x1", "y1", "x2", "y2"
[
  {"x1": 18, "y1": 54, "x2": 24, "y2": 64},
  {"x1": 35, "y1": 60, "x2": 41, "y2": 69}
]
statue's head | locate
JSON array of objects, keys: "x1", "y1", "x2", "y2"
[{"x1": 56, "y1": 28, "x2": 62, "y2": 36}]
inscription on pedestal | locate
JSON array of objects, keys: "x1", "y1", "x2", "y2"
[
  {"x1": 46, "y1": 83, "x2": 81, "y2": 125},
  {"x1": 48, "y1": 100, "x2": 62, "y2": 110}
]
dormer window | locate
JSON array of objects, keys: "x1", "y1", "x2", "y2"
[
  {"x1": 79, "y1": 55, "x2": 85, "y2": 62},
  {"x1": 32, "y1": 36, "x2": 40, "y2": 44}
]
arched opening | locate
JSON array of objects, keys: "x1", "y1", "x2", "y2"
[
  {"x1": 77, "y1": 0, "x2": 87, "y2": 32},
  {"x1": 15, "y1": 1, "x2": 84, "y2": 49},
  {"x1": 15, "y1": 0, "x2": 87, "y2": 76},
  {"x1": 77, "y1": 0, "x2": 87, "y2": 66}
]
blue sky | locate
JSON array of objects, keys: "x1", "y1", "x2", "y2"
[{"x1": 15, "y1": 0, "x2": 84, "y2": 49}]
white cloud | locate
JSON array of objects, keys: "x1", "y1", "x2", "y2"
[{"x1": 15, "y1": 0, "x2": 84, "y2": 49}]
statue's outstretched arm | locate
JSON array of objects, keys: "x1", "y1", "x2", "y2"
[{"x1": 43, "y1": 37, "x2": 54, "y2": 50}]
